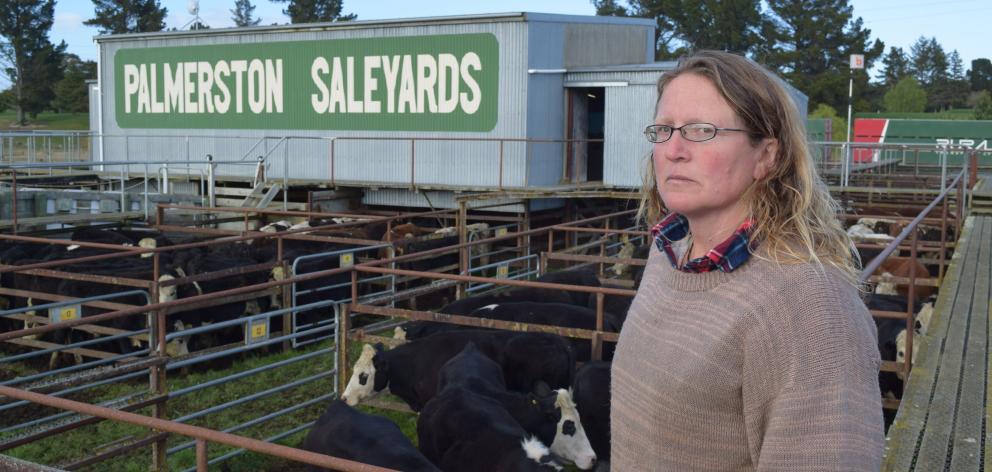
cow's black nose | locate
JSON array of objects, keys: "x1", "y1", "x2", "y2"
[{"x1": 562, "y1": 419, "x2": 576, "y2": 436}]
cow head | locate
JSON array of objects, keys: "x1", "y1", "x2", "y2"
[
  {"x1": 540, "y1": 386, "x2": 596, "y2": 470},
  {"x1": 915, "y1": 302, "x2": 934, "y2": 336},
  {"x1": 520, "y1": 437, "x2": 564, "y2": 471},
  {"x1": 341, "y1": 343, "x2": 386, "y2": 406},
  {"x1": 896, "y1": 329, "x2": 918, "y2": 381},
  {"x1": 158, "y1": 274, "x2": 178, "y2": 304},
  {"x1": 138, "y1": 238, "x2": 157, "y2": 258}
]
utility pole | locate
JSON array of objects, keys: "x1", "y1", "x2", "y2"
[{"x1": 845, "y1": 54, "x2": 865, "y2": 187}]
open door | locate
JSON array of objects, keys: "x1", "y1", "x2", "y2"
[{"x1": 566, "y1": 87, "x2": 605, "y2": 183}]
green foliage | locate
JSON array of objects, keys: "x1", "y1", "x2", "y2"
[
  {"x1": 0, "y1": 111, "x2": 88, "y2": 129},
  {"x1": 231, "y1": 0, "x2": 262, "y2": 27},
  {"x1": 909, "y1": 36, "x2": 947, "y2": 87},
  {"x1": 883, "y1": 76, "x2": 927, "y2": 113},
  {"x1": 272, "y1": 0, "x2": 356, "y2": 24},
  {"x1": 757, "y1": 0, "x2": 884, "y2": 113},
  {"x1": 84, "y1": 0, "x2": 167, "y2": 34},
  {"x1": 51, "y1": 54, "x2": 96, "y2": 113},
  {"x1": 809, "y1": 103, "x2": 847, "y2": 141},
  {"x1": 975, "y1": 91, "x2": 992, "y2": 120},
  {"x1": 971, "y1": 58, "x2": 992, "y2": 92},
  {"x1": 0, "y1": 0, "x2": 66, "y2": 125},
  {"x1": 880, "y1": 46, "x2": 909, "y2": 86}
]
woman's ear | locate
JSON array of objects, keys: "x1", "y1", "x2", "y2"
[{"x1": 753, "y1": 138, "x2": 779, "y2": 181}]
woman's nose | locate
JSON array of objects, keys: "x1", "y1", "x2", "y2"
[{"x1": 660, "y1": 132, "x2": 689, "y2": 161}]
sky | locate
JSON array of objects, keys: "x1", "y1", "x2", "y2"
[{"x1": 45, "y1": 0, "x2": 992, "y2": 80}]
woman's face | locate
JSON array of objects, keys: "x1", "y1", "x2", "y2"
[{"x1": 652, "y1": 73, "x2": 776, "y2": 224}]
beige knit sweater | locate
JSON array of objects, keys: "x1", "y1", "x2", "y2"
[{"x1": 611, "y1": 244, "x2": 884, "y2": 471}]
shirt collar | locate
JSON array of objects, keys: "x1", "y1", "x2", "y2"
[{"x1": 650, "y1": 213, "x2": 756, "y2": 273}]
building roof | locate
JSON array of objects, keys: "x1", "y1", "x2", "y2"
[{"x1": 94, "y1": 12, "x2": 656, "y2": 43}]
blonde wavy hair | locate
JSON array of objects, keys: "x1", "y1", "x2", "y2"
[{"x1": 637, "y1": 50, "x2": 859, "y2": 283}]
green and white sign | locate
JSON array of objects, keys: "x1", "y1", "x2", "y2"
[{"x1": 114, "y1": 33, "x2": 499, "y2": 131}]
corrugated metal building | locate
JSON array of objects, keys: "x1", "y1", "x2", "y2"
[{"x1": 90, "y1": 12, "x2": 805, "y2": 210}]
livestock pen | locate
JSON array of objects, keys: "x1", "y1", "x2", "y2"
[{"x1": 0, "y1": 147, "x2": 982, "y2": 470}]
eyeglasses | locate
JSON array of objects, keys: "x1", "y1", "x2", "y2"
[{"x1": 643, "y1": 123, "x2": 753, "y2": 143}]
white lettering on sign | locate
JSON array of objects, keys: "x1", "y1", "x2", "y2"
[
  {"x1": 123, "y1": 59, "x2": 284, "y2": 115},
  {"x1": 309, "y1": 52, "x2": 483, "y2": 115}
]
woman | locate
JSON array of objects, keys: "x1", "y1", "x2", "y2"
[{"x1": 611, "y1": 50, "x2": 884, "y2": 470}]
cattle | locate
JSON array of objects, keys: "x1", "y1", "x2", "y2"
[
  {"x1": 573, "y1": 361, "x2": 611, "y2": 464},
  {"x1": 301, "y1": 399, "x2": 440, "y2": 472},
  {"x1": 534, "y1": 268, "x2": 602, "y2": 307},
  {"x1": 395, "y1": 287, "x2": 575, "y2": 341},
  {"x1": 877, "y1": 258, "x2": 936, "y2": 302},
  {"x1": 469, "y1": 302, "x2": 621, "y2": 361},
  {"x1": 164, "y1": 250, "x2": 271, "y2": 350},
  {"x1": 417, "y1": 386, "x2": 565, "y2": 472},
  {"x1": 342, "y1": 329, "x2": 575, "y2": 411},
  {"x1": 396, "y1": 301, "x2": 620, "y2": 361},
  {"x1": 437, "y1": 342, "x2": 597, "y2": 470}
]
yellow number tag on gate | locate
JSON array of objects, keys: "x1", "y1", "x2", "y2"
[
  {"x1": 251, "y1": 322, "x2": 267, "y2": 339},
  {"x1": 49, "y1": 305, "x2": 81, "y2": 323},
  {"x1": 497, "y1": 264, "x2": 509, "y2": 278},
  {"x1": 496, "y1": 227, "x2": 508, "y2": 237},
  {"x1": 60, "y1": 307, "x2": 77, "y2": 321},
  {"x1": 339, "y1": 253, "x2": 354, "y2": 267}
]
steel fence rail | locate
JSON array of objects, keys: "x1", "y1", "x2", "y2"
[{"x1": 0, "y1": 384, "x2": 398, "y2": 472}]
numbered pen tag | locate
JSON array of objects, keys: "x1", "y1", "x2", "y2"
[
  {"x1": 245, "y1": 318, "x2": 269, "y2": 345},
  {"x1": 495, "y1": 227, "x2": 508, "y2": 237},
  {"x1": 49, "y1": 305, "x2": 81, "y2": 323},
  {"x1": 339, "y1": 252, "x2": 354, "y2": 267},
  {"x1": 496, "y1": 263, "x2": 509, "y2": 278}
]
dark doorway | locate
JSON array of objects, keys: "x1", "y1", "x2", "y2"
[{"x1": 566, "y1": 87, "x2": 605, "y2": 183}]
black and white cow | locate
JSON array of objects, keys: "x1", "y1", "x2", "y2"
[
  {"x1": 437, "y1": 342, "x2": 597, "y2": 469},
  {"x1": 301, "y1": 399, "x2": 439, "y2": 472},
  {"x1": 342, "y1": 329, "x2": 575, "y2": 411},
  {"x1": 468, "y1": 302, "x2": 621, "y2": 361},
  {"x1": 417, "y1": 385, "x2": 565, "y2": 472},
  {"x1": 573, "y1": 361, "x2": 611, "y2": 463}
]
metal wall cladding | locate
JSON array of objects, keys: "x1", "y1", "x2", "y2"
[
  {"x1": 361, "y1": 188, "x2": 565, "y2": 213},
  {"x1": 96, "y1": 14, "x2": 658, "y2": 200},
  {"x1": 96, "y1": 17, "x2": 537, "y2": 190},
  {"x1": 565, "y1": 68, "x2": 669, "y2": 188}
]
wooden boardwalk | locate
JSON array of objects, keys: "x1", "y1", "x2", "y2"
[{"x1": 883, "y1": 215, "x2": 992, "y2": 471}]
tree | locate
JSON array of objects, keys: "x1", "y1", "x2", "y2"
[
  {"x1": 974, "y1": 91, "x2": 992, "y2": 120},
  {"x1": 759, "y1": 0, "x2": 884, "y2": 113},
  {"x1": 883, "y1": 76, "x2": 926, "y2": 113},
  {"x1": 879, "y1": 46, "x2": 909, "y2": 86},
  {"x1": 51, "y1": 54, "x2": 96, "y2": 113},
  {"x1": 0, "y1": 0, "x2": 66, "y2": 125},
  {"x1": 272, "y1": 0, "x2": 356, "y2": 24},
  {"x1": 971, "y1": 58, "x2": 992, "y2": 92},
  {"x1": 594, "y1": 0, "x2": 769, "y2": 59},
  {"x1": 592, "y1": 0, "x2": 630, "y2": 17},
  {"x1": 809, "y1": 103, "x2": 846, "y2": 141},
  {"x1": 908, "y1": 36, "x2": 947, "y2": 88},
  {"x1": 232, "y1": 0, "x2": 262, "y2": 27},
  {"x1": 84, "y1": 0, "x2": 167, "y2": 34}
]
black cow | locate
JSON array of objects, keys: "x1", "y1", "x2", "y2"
[
  {"x1": 534, "y1": 268, "x2": 602, "y2": 306},
  {"x1": 342, "y1": 329, "x2": 575, "y2": 411},
  {"x1": 573, "y1": 361, "x2": 611, "y2": 463},
  {"x1": 301, "y1": 399, "x2": 439, "y2": 472},
  {"x1": 417, "y1": 386, "x2": 565, "y2": 472},
  {"x1": 469, "y1": 302, "x2": 621, "y2": 361},
  {"x1": 437, "y1": 343, "x2": 597, "y2": 470},
  {"x1": 396, "y1": 287, "x2": 575, "y2": 341}
]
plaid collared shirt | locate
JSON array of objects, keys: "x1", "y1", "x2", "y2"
[{"x1": 650, "y1": 213, "x2": 756, "y2": 273}]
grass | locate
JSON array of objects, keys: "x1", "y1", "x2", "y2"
[
  {"x1": 0, "y1": 112, "x2": 89, "y2": 131},
  {"x1": 3, "y1": 325, "x2": 419, "y2": 471}
]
